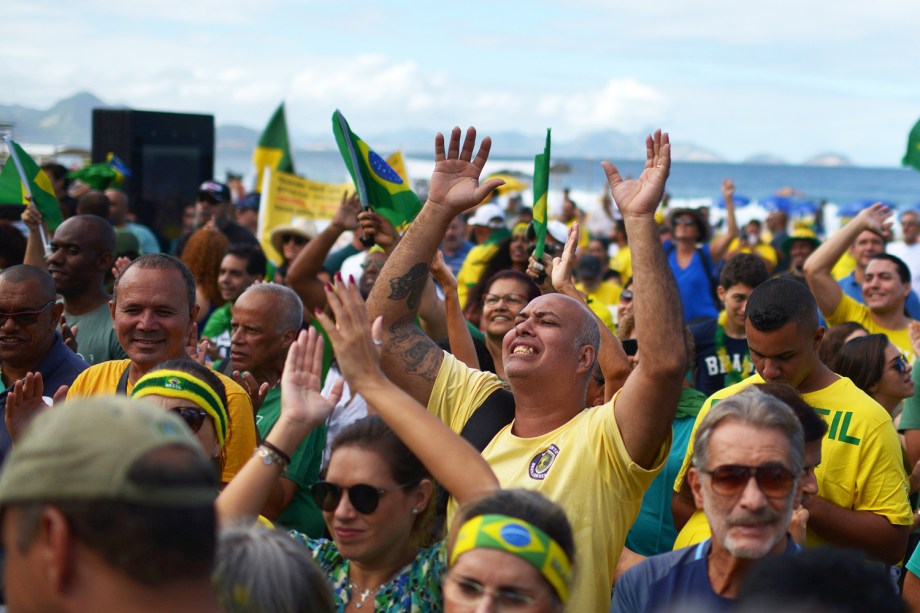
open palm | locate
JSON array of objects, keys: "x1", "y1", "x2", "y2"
[
  {"x1": 427, "y1": 127, "x2": 505, "y2": 216},
  {"x1": 602, "y1": 130, "x2": 670, "y2": 218}
]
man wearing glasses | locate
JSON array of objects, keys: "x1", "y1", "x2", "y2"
[
  {"x1": 673, "y1": 278, "x2": 912, "y2": 566},
  {"x1": 615, "y1": 387, "x2": 804, "y2": 611},
  {"x1": 172, "y1": 180, "x2": 259, "y2": 257},
  {"x1": 0, "y1": 266, "x2": 88, "y2": 464}
]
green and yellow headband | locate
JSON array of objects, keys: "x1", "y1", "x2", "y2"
[
  {"x1": 131, "y1": 370, "x2": 228, "y2": 448},
  {"x1": 451, "y1": 513, "x2": 572, "y2": 603}
]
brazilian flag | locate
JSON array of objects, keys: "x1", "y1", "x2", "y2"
[
  {"x1": 332, "y1": 109, "x2": 420, "y2": 231},
  {"x1": 253, "y1": 102, "x2": 295, "y2": 193},
  {"x1": 904, "y1": 117, "x2": 920, "y2": 172},
  {"x1": 0, "y1": 138, "x2": 62, "y2": 230},
  {"x1": 531, "y1": 129, "x2": 551, "y2": 259}
]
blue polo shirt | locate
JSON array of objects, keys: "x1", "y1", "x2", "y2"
[{"x1": 0, "y1": 335, "x2": 88, "y2": 465}]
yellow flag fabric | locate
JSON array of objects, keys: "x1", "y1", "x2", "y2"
[
  {"x1": 386, "y1": 151, "x2": 410, "y2": 184},
  {"x1": 258, "y1": 169, "x2": 352, "y2": 263}
]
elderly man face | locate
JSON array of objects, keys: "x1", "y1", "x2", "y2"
[
  {"x1": 690, "y1": 419, "x2": 798, "y2": 559},
  {"x1": 0, "y1": 275, "x2": 62, "y2": 370},
  {"x1": 229, "y1": 290, "x2": 295, "y2": 376}
]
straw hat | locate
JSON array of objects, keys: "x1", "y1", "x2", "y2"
[{"x1": 269, "y1": 217, "x2": 319, "y2": 254}]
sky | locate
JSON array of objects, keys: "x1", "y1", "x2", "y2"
[{"x1": 3, "y1": 0, "x2": 919, "y2": 167}]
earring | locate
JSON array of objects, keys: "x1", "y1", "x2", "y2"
[{"x1": 411, "y1": 508, "x2": 420, "y2": 515}]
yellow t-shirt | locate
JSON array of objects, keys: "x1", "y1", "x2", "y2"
[
  {"x1": 672, "y1": 374, "x2": 912, "y2": 550},
  {"x1": 610, "y1": 246, "x2": 633, "y2": 283},
  {"x1": 455, "y1": 243, "x2": 500, "y2": 309},
  {"x1": 577, "y1": 280, "x2": 623, "y2": 308},
  {"x1": 67, "y1": 359, "x2": 258, "y2": 484},
  {"x1": 827, "y1": 294, "x2": 915, "y2": 363},
  {"x1": 831, "y1": 251, "x2": 857, "y2": 281},
  {"x1": 564, "y1": 218, "x2": 590, "y2": 249},
  {"x1": 429, "y1": 352, "x2": 668, "y2": 613}
]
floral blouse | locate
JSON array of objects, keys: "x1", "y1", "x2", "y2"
[{"x1": 289, "y1": 533, "x2": 445, "y2": 612}]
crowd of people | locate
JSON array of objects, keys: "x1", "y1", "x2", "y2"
[{"x1": 0, "y1": 126, "x2": 919, "y2": 612}]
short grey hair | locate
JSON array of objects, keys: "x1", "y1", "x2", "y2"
[
  {"x1": 213, "y1": 522, "x2": 334, "y2": 613},
  {"x1": 692, "y1": 387, "x2": 804, "y2": 476},
  {"x1": 239, "y1": 283, "x2": 303, "y2": 333},
  {"x1": 572, "y1": 299, "x2": 600, "y2": 370}
]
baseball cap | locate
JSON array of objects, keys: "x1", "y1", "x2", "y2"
[
  {"x1": 236, "y1": 192, "x2": 260, "y2": 212},
  {"x1": 468, "y1": 203, "x2": 506, "y2": 229},
  {"x1": 198, "y1": 180, "x2": 231, "y2": 203},
  {"x1": 0, "y1": 397, "x2": 216, "y2": 508}
]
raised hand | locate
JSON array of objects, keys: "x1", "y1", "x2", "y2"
[
  {"x1": 279, "y1": 328, "x2": 342, "y2": 431},
  {"x1": 331, "y1": 191, "x2": 362, "y2": 231},
  {"x1": 551, "y1": 223, "x2": 580, "y2": 294},
  {"x1": 6, "y1": 372, "x2": 51, "y2": 443},
  {"x1": 427, "y1": 127, "x2": 505, "y2": 217},
  {"x1": 232, "y1": 370, "x2": 269, "y2": 413},
  {"x1": 721, "y1": 178, "x2": 735, "y2": 200},
  {"x1": 855, "y1": 201, "x2": 893, "y2": 237},
  {"x1": 60, "y1": 318, "x2": 79, "y2": 354},
  {"x1": 357, "y1": 210, "x2": 398, "y2": 251},
  {"x1": 112, "y1": 256, "x2": 132, "y2": 280},
  {"x1": 601, "y1": 130, "x2": 670, "y2": 219},
  {"x1": 430, "y1": 250, "x2": 458, "y2": 292},
  {"x1": 316, "y1": 279, "x2": 386, "y2": 388}
]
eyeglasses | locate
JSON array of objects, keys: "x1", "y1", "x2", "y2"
[
  {"x1": 673, "y1": 216, "x2": 697, "y2": 227},
  {"x1": 892, "y1": 354, "x2": 910, "y2": 375},
  {"x1": 483, "y1": 293, "x2": 528, "y2": 307},
  {"x1": 444, "y1": 574, "x2": 538, "y2": 610},
  {"x1": 620, "y1": 289, "x2": 633, "y2": 302},
  {"x1": 0, "y1": 301, "x2": 55, "y2": 327},
  {"x1": 281, "y1": 233, "x2": 308, "y2": 246},
  {"x1": 310, "y1": 480, "x2": 419, "y2": 515},
  {"x1": 700, "y1": 464, "x2": 796, "y2": 499},
  {"x1": 169, "y1": 407, "x2": 209, "y2": 433}
]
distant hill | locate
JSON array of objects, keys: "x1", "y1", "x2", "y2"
[
  {"x1": 803, "y1": 153, "x2": 853, "y2": 167},
  {"x1": 3, "y1": 91, "x2": 807, "y2": 164}
]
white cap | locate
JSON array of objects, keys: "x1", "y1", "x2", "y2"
[{"x1": 468, "y1": 203, "x2": 506, "y2": 229}]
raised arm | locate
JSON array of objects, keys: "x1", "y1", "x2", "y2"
[
  {"x1": 602, "y1": 131, "x2": 686, "y2": 468},
  {"x1": 365, "y1": 127, "x2": 503, "y2": 405},
  {"x1": 286, "y1": 192, "x2": 361, "y2": 314},
  {"x1": 429, "y1": 250, "x2": 479, "y2": 369},
  {"x1": 804, "y1": 202, "x2": 891, "y2": 316},
  {"x1": 708, "y1": 178, "x2": 739, "y2": 263},
  {"x1": 320, "y1": 280, "x2": 498, "y2": 505}
]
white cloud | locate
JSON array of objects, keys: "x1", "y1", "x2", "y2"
[{"x1": 534, "y1": 78, "x2": 667, "y2": 132}]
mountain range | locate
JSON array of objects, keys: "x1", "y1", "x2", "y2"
[{"x1": 0, "y1": 92, "x2": 852, "y2": 166}]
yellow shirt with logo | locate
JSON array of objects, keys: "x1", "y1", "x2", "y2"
[
  {"x1": 429, "y1": 352, "x2": 668, "y2": 613},
  {"x1": 671, "y1": 374, "x2": 912, "y2": 550},
  {"x1": 67, "y1": 359, "x2": 258, "y2": 485},
  {"x1": 827, "y1": 294, "x2": 915, "y2": 363}
]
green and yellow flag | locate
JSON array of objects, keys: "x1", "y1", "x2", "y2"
[
  {"x1": 531, "y1": 129, "x2": 551, "y2": 259},
  {"x1": 332, "y1": 110, "x2": 420, "y2": 231},
  {"x1": 904, "y1": 117, "x2": 920, "y2": 172},
  {"x1": 253, "y1": 102, "x2": 295, "y2": 193},
  {"x1": 0, "y1": 138, "x2": 62, "y2": 230}
]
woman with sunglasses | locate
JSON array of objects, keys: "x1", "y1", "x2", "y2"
[
  {"x1": 270, "y1": 217, "x2": 318, "y2": 286},
  {"x1": 131, "y1": 358, "x2": 230, "y2": 473},
  {"x1": 834, "y1": 334, "x2": 913, "y2": 417}
]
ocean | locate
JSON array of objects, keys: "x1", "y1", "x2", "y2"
[{"x1": 215, "y1": 148, "x2": 920, "y2": 235}]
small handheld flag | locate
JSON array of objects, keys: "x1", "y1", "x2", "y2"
[{"x1": 532, "y1": 129, "x2": 551, "y2": 260}]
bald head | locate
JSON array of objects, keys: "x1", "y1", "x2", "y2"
[
  {"x1": 46, "y1": 216, "x2": 115, "y2": 298},
  {"x1": 106, "y1": 188, "x2": 129, "y2": 226}
]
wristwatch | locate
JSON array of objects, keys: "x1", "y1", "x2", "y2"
[{"x1": 255, "y1": 445, "x2": 287, "y2": 468}]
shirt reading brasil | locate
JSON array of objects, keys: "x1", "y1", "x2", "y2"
[{"x1": 672, "y1": 374, "x2": 912, "y2": 550}]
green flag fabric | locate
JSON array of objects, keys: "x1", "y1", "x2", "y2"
[
  {"x1": 332, "y1": 109, "x2": 421, "y2": 231},
  {"x1": 531, "y1": 129, "x2": 551, "y2": 259},
  {"x1": 904, "y1": 118, "x2": 920, "y2": 172},
  {"x1": 253, "y1": 102, "x2": 295, "y2": 193},
  {"x1": 0, "y1": 138, "x2": 62, "y2": 230}
]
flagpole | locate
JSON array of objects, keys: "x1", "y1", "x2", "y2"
[
  {"x1": 3, "y1": 135, "x2": 51, "y2": 256},
  {"x1": 335, "y1": 110, "x2": 375, "y2": 247}
]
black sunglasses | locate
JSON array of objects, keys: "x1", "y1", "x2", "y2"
[
  {"x1": 892, "y1": 354, "x2": 910, "y2": 375},
  {"x1": 310, "y1": 480, "x2": 419, "y2": 515},
  {"x1": 169, "y1": 407, "x2": 208, "y2": 433},
  {"x1": 700, "y1": 464, "x2": 795, "y2": 499},
  {"x1": 0, "y1": 301, "x2": 55, "y2": 327},
  {"x1": 620, "y1": 289, "x2": 633, "y2": 302},
  {"x1": 281, "y1": 233, "x2": 308, "y2": 246}
]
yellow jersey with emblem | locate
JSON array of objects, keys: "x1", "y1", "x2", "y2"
[
  {"x1": 672, "y1": 374, "x2": 912, "y2": 550},
  {"x1": 429, "y1": 352, "x2": 668, "y2": 613}
]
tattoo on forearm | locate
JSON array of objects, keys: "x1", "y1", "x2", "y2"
[
  {"x1": 387, "y1": 318, "x2": 440, "y2": 384},
  {"x1": 388, "y1": 263, "x2": 429, "y2": 311}
]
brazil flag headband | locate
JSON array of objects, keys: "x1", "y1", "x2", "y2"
[
  {"x1": 450, "y1": 513, "x2": 572, "y2": 603},
  {"x1": 131, "y1": 370, "x2": 228, "y2": 448}
]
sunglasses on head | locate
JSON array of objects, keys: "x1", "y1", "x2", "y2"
[
  {"x1": 169, "y1": 407, "x2": 209, "y2": 433},
  {"x1": 700, "y1": 464, "x2": 795, "y2": 499},
  {"x1": 281, "y1": 233, "x2": 308, "y2": 246},
  {"x1": 310, "y1": 480, "x2": 419, "y2": 515},
  {"x1": 0, "y1": 301, "x2": 55, "y2": 327}
]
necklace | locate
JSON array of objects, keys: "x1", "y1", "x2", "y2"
[
  {"x1": 714, "y1": 312, "x2": 751, "y2": 386},
  {"x1": 348, "y1": 582, "x2": 385, "y2": 609}
]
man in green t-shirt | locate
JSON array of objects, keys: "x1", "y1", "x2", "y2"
[
  {"x1": 202, "y1": 244, "x2": 266, "y2": 363},
  {"x1": 228, "y1": 282, "x2": 326, "y2": 536}
]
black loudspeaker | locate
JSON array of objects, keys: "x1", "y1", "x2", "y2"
[{"x1": 92, "y1": 109, "x2": 214, "y2": 244}]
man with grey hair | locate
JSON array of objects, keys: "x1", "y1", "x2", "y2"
[
  {"x1": 227, "y1": 283, "x2": 326, "y2": 536},
  {"x1": 614, "y1": 387, "x2": 804, "y2": 612}
]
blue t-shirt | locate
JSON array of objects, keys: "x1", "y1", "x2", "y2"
[
  {"x1": 613, "y1": 536, "x2": 800, "y2": 613},
  {"x1": 665, "y1": 241, "x2": 719, "y2": 322},
  {"x1": 690, "y1": 318, "x2": 755, "y2": 396}
]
